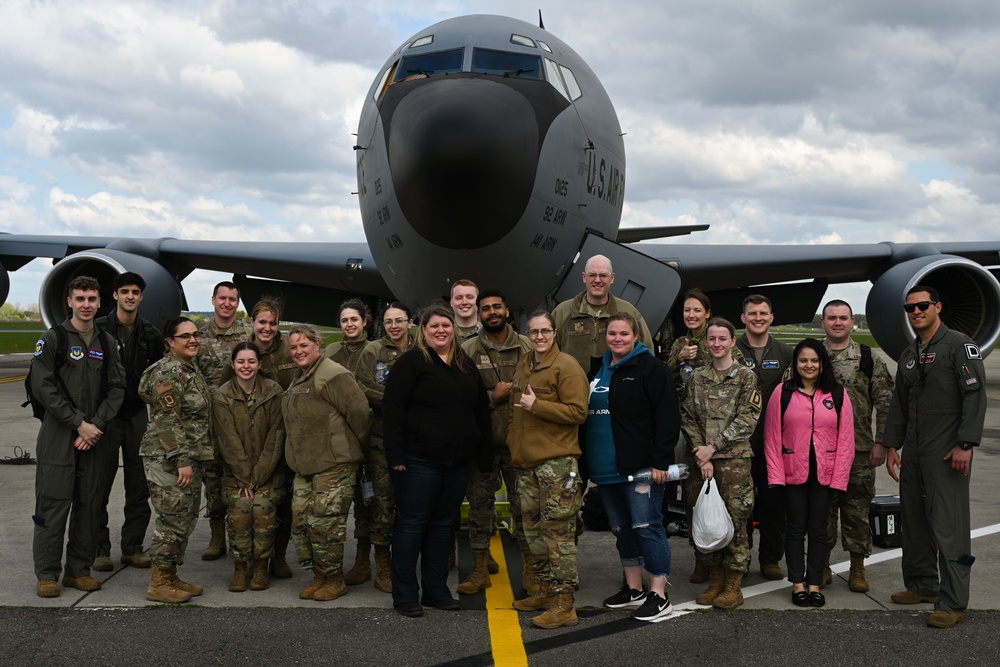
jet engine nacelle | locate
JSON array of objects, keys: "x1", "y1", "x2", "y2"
[
  {"x1": 39, "y1": 249, "x2": 184, "y2": 331},
  {"x1": 867, "y1": 255, "x2": 1000, "y2": 360}
]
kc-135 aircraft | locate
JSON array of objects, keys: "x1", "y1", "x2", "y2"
[{"x1": 1, "y1": 14, "x2": 999, "y2": 360}]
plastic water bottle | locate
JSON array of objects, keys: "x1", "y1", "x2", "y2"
[
  {"x1": 562, "y1": 471, "x2": 578, "y2": 489},
  {"x1": 679, "y1": 361, "x2": 694, "y2": 382},
  {"x1": 374, "y1": 358, "x2": 388, "y2": 385},
  {"x1": 628, "y1": 464, "x2": 690, "y2": 483}
]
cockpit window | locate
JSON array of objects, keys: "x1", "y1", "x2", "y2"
[
  {"x1": 393, "y1": 48, "x2": 464, "y2": 82},
  {"x1": 558, "y1": 64, "x2": 583, "y2": 100},
  {"x1": 510, "y1": 34, "x2": 536, "y2": 48},
  {"x1": 543, "y1": 58, "x2": 570, "y2": 100},
  {"x1": 472, "y1": 48, "x2": 541, "y2": 79},
  {"x1": 410, "y1": 35, "x2": 433, "y2": 48}
]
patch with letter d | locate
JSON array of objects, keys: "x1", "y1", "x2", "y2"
[
  {"x1": 69, "y1": 346, "x2": 84, "y2": 361},
  {"x1": 965, "y1": 343, "x2": 982, "y2": 360}
]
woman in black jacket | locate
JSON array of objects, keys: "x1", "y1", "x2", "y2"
[
  {"x1": 382, "y1": 304, "x2": 492, "y2": 617},
  {"x1": 584, "y1": 312, "x2": 681, "y2": 623}
]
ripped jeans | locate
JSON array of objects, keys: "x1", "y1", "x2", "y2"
[{"x1": 600, "y1": 480, "x2": 671, "y2": 578}]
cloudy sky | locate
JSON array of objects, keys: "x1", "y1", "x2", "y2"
[{"x1": 2, "y1": 0, "x2": 999, "y2": 313}]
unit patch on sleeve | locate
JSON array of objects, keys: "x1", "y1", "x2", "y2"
[{"x1": 965, "y1": 343, "x2": 982, "y2": 360}]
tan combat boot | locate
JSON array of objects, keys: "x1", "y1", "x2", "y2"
[
  {"x1": 313, "y1": 573, "x2": 347, "y2": 601},
  {"x1": 820, "y1": 546, "x2": 833, "y2": 588},
  {"x1": 147, "y1": 565, "x2": 193, "y2": 604},
  {"x1": 695, "y1": 566, "x2": 727, "y2": 605},
  {"x1": 531, "y1": 591, "x2": 578, "y2": 629},
  {"x1": 344, "y1": 538, "x2": 372, "y2": 585},
  {"x1": 373, "y1": 546, "x2": 392, "y2": 594},
  {"x1": 712, "y1": 570, "x2": 745, "y2": 610},
  {"x1": 229, "y1": 560, "x2": 248, "y2": 592},
  {"x1": 250, "y1": 559, "x2": 270, "y2": 591},
  {"x1": 458, "y1": 549, "x2": 492, "y2": 595},
  {"x1": 299, "y1": 568, "x2": 325, "y2": 599},
  {"x1": 689, "y1": 551, "x2": 709, "y2": 584},
  {"x1": 201, "y1": 519, "x2": 227, "y2": 560},
  {"x1": 487, "y1": 549, "x2": 500, "y2": 575},
  {"x1": 513, "y1": 581, "x2": 555, "y2": 611},
  {"x1": 849, "y1": 553, "x2": 869, "y2": 593},
  {"x1": 170, "y1": 572, "x2": 204, "y2": 596}
]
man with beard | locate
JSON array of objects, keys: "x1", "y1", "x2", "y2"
[{"x1": 458, "y1": 288, "x2": 533, "y2": 595}]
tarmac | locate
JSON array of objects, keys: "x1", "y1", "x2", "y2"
[{"x1": 1, "y1": 350, "x2": 998, "y2": 666}]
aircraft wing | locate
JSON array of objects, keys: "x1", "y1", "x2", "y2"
[{"x1": 0, "y1": 234, "x2": 390, "y2": 328}]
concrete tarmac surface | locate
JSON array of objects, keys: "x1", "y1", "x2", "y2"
[{"x1": 1, "y1": 350, "x2": 998, "y2": 666}]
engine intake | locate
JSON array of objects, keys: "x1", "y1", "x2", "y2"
[
  {"x1": 39, "y1": 249, "x2": 184, "y2": 331},
  {"x1": 867, "y1": 255, "x2": 1000, "y2": 360}
]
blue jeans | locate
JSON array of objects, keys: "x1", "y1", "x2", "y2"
[
  {"x1": 600, "y1": 480, "x2": 671, "y2": 578},
  {"x1": 390, "y1": 455, "x2": 472, "y2": 607}
]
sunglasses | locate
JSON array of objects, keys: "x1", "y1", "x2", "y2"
[{"x1": 903, "y1": 301, "x2": 937, "y2": 313}]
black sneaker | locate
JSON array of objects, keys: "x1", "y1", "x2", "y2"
[
  {"x1": 632, "y1": 592, "x2": 673, "y2": 623},
  {"x1": 604, "y1": 585, "x2": 648, "y2": 609}
]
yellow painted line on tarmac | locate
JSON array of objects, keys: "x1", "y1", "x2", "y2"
[
  {"x1": 485, "y1": 532, "x2": 528, "y2": 667},
  {"x1": 0, "y1": 375, "x2": 27, "y2": 384}
]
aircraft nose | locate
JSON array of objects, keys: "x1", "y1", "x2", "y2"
[{"x1": 381, "y1": 74, "x2": 569, "y2": 249}]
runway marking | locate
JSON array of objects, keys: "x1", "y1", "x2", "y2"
[
  {"x1": 485, "y1": 532, "x2": 528, "y2": 667},
  {"x1": 0, "y1": 375, "x2": 27, "y2": 384}
]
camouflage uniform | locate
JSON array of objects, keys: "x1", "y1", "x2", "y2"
[
  {"x1": 461, "y1": 325, "x2": 533, "y2": 552},
  {"x1": 517, "y1": 457, "x2": 583, "y2": 592},
  {"x1": 553, "y1": 291, "x2": 653, "y2": 378},
  {"x1": 212, "y1": 377, "x2": 286, "y2": 562},
  {"x1": 282, "y1": 356, "x2": 370, "y2": 577},
  {"x1": 196, "y1": 318, "x2": 250, "y2": 525},
  {"x1": 824, "y1": 340, "x2": 894, "y2": 557},
  {"x1": 325, "y1": 337, "x2": 395, "y2": 547},
  {"x1": 667, "y1": 329, "x2": 746, "y2": 400},
  {"x1": 139, "y1": 355, "x2": 213, "y2": 567},
  {"x1": 681, "y1": 362, "x2": 761, "y2": 573}
]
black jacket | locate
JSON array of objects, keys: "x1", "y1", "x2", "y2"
[
  {"x1": 96, "y1": 310, "x2": 163, "y2": 418},
  {"x1": 582, "y1": 352, "x2": 681, "y2": 476},
  {"x1": 382, "y1": 348, "x2": 492, "y2": 473}
]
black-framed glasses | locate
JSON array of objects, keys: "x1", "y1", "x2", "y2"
[
  {"x1": 170, "y1": 332, "x2": 203, "y2": 341},
  {"x1": 903, "y1": 301, "x2": 937, "y2": 313}
]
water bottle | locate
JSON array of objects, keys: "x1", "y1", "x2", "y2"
[
  {"x1": 562, "y1": 471, "x2": 578, "y2": 489},
  {"x1": 679, "y1": 361, "x2": 694, "y2": 382},
  {"x1": 360, "y1": 473, "x2": 375, "y2": 504},
  {"x1": 374, "y1": 358, "x2": 388, "y2": 385},
  {"x1": 628, "y1": 464, "x2": 690, "y2": 483}
]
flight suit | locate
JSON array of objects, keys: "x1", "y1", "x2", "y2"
[
  {"x1": 736, "y1": 333, "x2": 794, "y2": 567},
  {"x1": 884, "y1": 324, "x2": 986, "y2": 612},
  {"x1": 31, "y1": 322, "x2": 125, "y2": 582}
]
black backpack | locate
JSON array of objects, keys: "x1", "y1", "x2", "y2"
[{"x1": 23, "y1": 327, "x2": 110, "y2": 421}]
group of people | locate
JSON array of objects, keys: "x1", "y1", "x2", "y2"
[{"x1": 28, "y1": 254, "x2": 986, "y2": 631}]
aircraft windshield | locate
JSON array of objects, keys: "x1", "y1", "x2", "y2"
[
  {"x1": 394, "y1": 48, "x2": 464, "y2": 81},
  {"x1": 471, "y1": 48, "x2": 541, "y2": 79}
]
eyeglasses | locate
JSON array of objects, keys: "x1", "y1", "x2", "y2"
[
  {"x1": 586, "y1": 272, "x2": 611, "y2": 281},
  {"x1": 170, "y1": 332, "x2": 203, "y2": 341},
  {"x1": 527, "y1": 328, "x2": 555, "y2": 338},
  {"x1": 383, "y1": 318, "x2": 410, "y2": 327},
  {"x1": 903, "y1": 301, "x2": 937, "y2": 313}
]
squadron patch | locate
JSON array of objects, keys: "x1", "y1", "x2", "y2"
[
  {"x1": 965, "y1": 343, "x2": 982, "y2": 360},
  {"x1": 905, "y1": 357, "x2": 916, "y2": 370},
  {"x1": 69, "y1": 346, "x2": 84, "y2": 361},
  {"x1": 743, "y1": 358, "x2": 756, "y2": 369},
  {"x1": 34, "y1": 339, "x2": 45, "y2": 357}
]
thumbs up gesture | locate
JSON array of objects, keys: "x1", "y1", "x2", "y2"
[{"x1": 518, "y1": 384, "x2": 537, "y2": 412}]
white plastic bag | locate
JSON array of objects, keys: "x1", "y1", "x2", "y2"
[{"x1": 692, "y1": 478, "x2": 735, "y2": 553}]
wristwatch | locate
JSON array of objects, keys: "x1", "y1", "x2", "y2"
[{"x1": 958, "y1": 442, "x2": 976, "y2": 451}]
